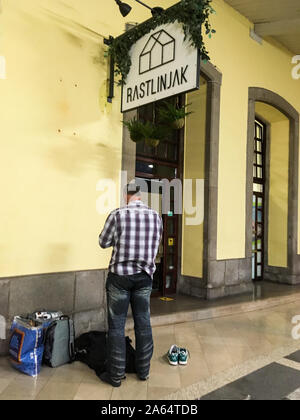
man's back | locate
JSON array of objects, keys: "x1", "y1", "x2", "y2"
[
  {"x1": 99, "y1": 186, "x2": 162, "y2": 387},
  {"x1": 99, "y1": 200, "x2": 163, "y2": 278}
]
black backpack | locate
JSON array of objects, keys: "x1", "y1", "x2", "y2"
[{"x1": 74, "y1": 331, "x2": 137, "y2": 376}]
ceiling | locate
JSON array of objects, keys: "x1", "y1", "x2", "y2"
[{"x1": 224, "y1": 0, "x2": 300, "y2": 54}]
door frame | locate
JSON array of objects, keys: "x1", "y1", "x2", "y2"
[
  {"x1": 247, "y1": 88, "x2": 300, "y2": 284},
  {"x1": 134, "y1": 96, "x2": 184, "y2": 297},
  {"x1": 122, "y1": 60, "x2": 229, "y2": 299},
  {"x1": 252, "y1": 118, "x2": 267, "y2": 281}
]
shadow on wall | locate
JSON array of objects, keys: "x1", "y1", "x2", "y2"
[
  {"x1": 15, "y1": 2, "x2": 107, "y2": 70},
  {"x1": 46, "y1": 135, "x2": 120, "y2": 177},
  {"x1": 16, "y1": 0, "x2": 105, "y2": 45},
  {"x1": 41, "y1": 8, "x2": 107, "y2": 67}
]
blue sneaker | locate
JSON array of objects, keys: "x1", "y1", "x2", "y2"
[
  {"x1": 178, "y1": 348, "x2": 189, "y2": 365},
  {"x1": 168, "y1": 345, "x2": 179, "y2": 366}
]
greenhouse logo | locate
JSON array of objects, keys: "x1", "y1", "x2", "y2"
[
  {"x1": 0, "y1": 315, "x2": 6, "y2": 339},
  {"x1": 0, "y1": 55, "x2": 6, "y2": 79},
  {"x1": 139, "y1": 29, "x2": 175, "y2": 75},
  {"x1": 292, "y1": 55, "x2": 300, "y2": 80},
  {"x1": 291, "y1": 315, "x2": 300, "y2": 340}
]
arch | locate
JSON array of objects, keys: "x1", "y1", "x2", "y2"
[{"x1": 246, "y1": 88, "x2": 300, "y2": 284}]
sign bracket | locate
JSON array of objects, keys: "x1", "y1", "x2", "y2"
[{"x1": 104, "y1": 36, "x2": 115, "y2": 103}]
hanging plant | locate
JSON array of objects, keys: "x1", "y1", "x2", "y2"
[
  {"x1": 142, "y1": 121, "x2": 162, "y2": 147},
  {"x1": 123, "y1": 119, "x2": 171, "y2": 147},
  {"x1": 122, "y1": 119, "x2": 146, "y2": 143},
  {"x1": 158, "y1": 102, "x2": 193, "y2": 130},
  {"x1": 109, "y1": 0, "x2": 216, "y2": 84}
]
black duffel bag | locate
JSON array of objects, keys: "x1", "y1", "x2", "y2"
[{"x1": 74, "y1": 331, "x2": 137, "y2": 377}]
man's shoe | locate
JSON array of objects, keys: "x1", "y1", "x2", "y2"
[
  {"x1": 99, "y1": 372, "x2": 121, "y2": 387},
  {"x1": 138, "y1": 375, "x2": 149, "y2": 381},
  {"x1": 178, "y1": 348, "x2": 189, "y2": 365},
  {"x1": 167, "y1": 344, "x2": 179, "y2": 366}
]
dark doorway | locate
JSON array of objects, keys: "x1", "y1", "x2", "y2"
[
  {"x1": 135, "y1": 96, "x2": 184, "y2": 296},
  {"x1": 252, "y1": 119, "x2": 266, "y2": 281}
]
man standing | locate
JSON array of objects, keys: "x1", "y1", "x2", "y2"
[{"x1": 99, "y1": 183, "x2": 163, "y2": 387}]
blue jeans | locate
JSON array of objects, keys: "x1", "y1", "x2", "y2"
[{"x1": 106, "y1": 271, "x2": 153, "y2": 381}]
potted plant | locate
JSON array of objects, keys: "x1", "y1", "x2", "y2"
[
  {"x1": 158, "y1": 102, "x2": 193, "y2": 130},
  {"x1": 142, "y1": 121, "x2": 166, "y2": 147},
  {"x1": 122, "y1": 119, "x2": 146, "y2": 143},
  {"x1": 123, "y1": 119, "x2": 169, "y2": 147}
]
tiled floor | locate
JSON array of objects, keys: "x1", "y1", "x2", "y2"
[{"x1": 1, "y1": 299, "x2": 300, "y2": 400}]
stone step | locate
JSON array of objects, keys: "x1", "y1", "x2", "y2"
[{"x1": 126, "y1": 288, "x2": 300, "y2": 331}]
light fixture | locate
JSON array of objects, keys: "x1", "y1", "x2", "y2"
[
  {"x1": 115, "y1": 0, "x2": 132, "y2": 17},
  {"x1": 114, "y1": 0, "x2": 164, "y2": 17}
]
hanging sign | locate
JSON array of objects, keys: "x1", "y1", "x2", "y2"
[{"x1": 121, "y1": 21, "x2": 200, "y2": 112}]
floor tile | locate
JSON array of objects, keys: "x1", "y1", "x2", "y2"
[
  {"x1": 147, "y1": 386, "x2": 179, "y2": 400},
  {"x1": 0, "y1": 378, "x2": 12, "y2": 394},
  {"x1": 111, "y1": 377, "x2": 148, "y2": 400},
  {"x1": 178, "y1": 352, "x2": 210, "y2": 388},
  {"x1": 0, "y1": 376, "x2": 47, "y2": 399},
  {"x1": 49, "y1": 363, "x2": 86, "y2": 383},
  {"x1": 74, "y1": 381, "x2": 113, "y2": 400},
  {"x1": 35, "y1": 381, "x2": 81, "y2": 400},
  {"x1": 148, "y1": 361, "x2": 181, "y2": 389}
]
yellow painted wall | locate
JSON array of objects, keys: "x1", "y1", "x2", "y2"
[
  {"x1": 268, "y1": 119, "x2": 289, "y2": 267},
  {"x1": 182, "y1": 78, "x2": 207, "y2": 277},
  {"x1": 0, "y1": 0, "x2": 175, "y2": 277},
  {"x1": 255, "y1": 103, "x2": 289, "y2": 268},
  {"x1": 204, "y1": 0, "x2": 300, "y2": 260},
  {"x1": 1, "y1": 0, "x2": 300, "y2": 279}
]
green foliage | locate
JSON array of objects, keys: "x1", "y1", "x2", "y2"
[
  {"x1": 123, "y1": 119, "x2": 146, "y2": 143},
  {"x1": 123, "y1": 119, "x2": 170, "y2": 146},
  {"x1": 109, "y1": 0, "x2": 216, "y2": 84},
  {"x1": 158, "y1": 102, "x2": 193, "y2": 124},
  {"x1": 141, "y1": 121, "x2": 168, "y2": 141}
]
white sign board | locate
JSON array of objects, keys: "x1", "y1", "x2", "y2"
[{"x1": 121, "y1": 21, "x2": 200, "y2": 112}]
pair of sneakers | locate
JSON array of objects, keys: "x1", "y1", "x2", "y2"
[{"x1": 167, "y1": 344, "x2": 189, "y2": 366}]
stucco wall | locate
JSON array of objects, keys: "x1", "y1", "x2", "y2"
[
  {"x1": 0, "y1": 0, "x2": 175, "y2": 278},
  {"x1": 182, "y1": 78, "x2": 207, "y2": 278},
  {"x1": 256, "y1": 102, "x2": 289, "y2": 268},
  {"x1": 205, "y1": 0, "x2": 300, "y2": 260},
  {"x1": 0, "y1": 0, "x2": 299, "y2": 281}
]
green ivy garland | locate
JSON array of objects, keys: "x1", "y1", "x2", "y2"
[{"x1": 109, "y1": 0, "x2": 216, "y2": 84}]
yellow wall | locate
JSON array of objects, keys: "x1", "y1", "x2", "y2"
[
  {"x1": 255, "y1": 103, "x2": 289, "y2": 268},
  {"x1": 182, "y1": 78, "x2": 207, "y2": 277},
  {"x1": 1, "y1": 0, "x2": 300, "y2": 279},
  {"x1": 268, "y1": 119, "x2": 289, "y2": 267},
  {"x1": 204, "y1": 0, "x2": 300, "y2": 260},
  {"x1": 0, "y1": 0, "x2": 175, "y2": 277}
]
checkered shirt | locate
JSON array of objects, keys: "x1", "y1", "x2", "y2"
[{"x1": 99, "y1": 200, "x2": 163, "y2": 279}]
